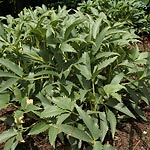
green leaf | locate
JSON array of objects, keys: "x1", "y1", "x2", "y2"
[
  {"x1": 93, "y1": 56, "x2": 118, "y2": 79},
  {"x1": 93, "y1": 141, "x2": 103, "y2": 150},
  {"x1": 104, "y1": 84, "x2": 126, "y2": 101},
  {"x1": 106, "y1": 99, "x2": 135, "y2": 118},
  {"x1": 93, "y1": 18, "x2": 102, "y2": 39},
  {"x1": 76, "y1": 52, "x2": 92, "y2": 80},
  {"x1": 60, "y1": 124, "x2": 93, "y2": 142},
  {"x1": 4, "y1": 137, "x2": 15, "y2": 150},
  {"x1": 106, "y1": 108, "x2": 116, "y2": 139},
  {"x1": 0, "y1": 78, "x2": 18, "y2": 93},
  {"x1": 75, "y1": 104, "x2": 100, "y2": 140},
  {"x1": 48, "y1": 126, "x2": 59, "y2": 147},
  {"x1": 97, "y1": 56, "x2": 118, "y2": 71},
  {"x1": 60, "y1": 43, "x2": 76, "y2": 53},
  {"x1": 0, "y1": 93, "x2": 10, "y2": 109},
  {"x1": 34, "y1": 70, "x2": 59, "y2": 77},
  {"x1": 0, "y1": 58, "x2": 24, "y2": 77},
  {"x1": 14, "y1": 87, "x2": 23, "y2": 103},
  {"x1": 103, "y1": 144, "x2": 116, "y2": 150},
  {"x1": 64, "y1": 19, "x2": 85, "y2": 40},
  {"x1": 111, "y1": 73, "x2": 124, "y2": 84},
  {"x1": 95, "y1": 52, "x2": 119, "y2": 61},
  {"x1": 99, "y1": 112, "x2": 108, "y2": 142},
  {"x1": 29, "y1": 121, "x2": 49, "y2": 135},
  {"x1": 0, "y1": 71, "x2": 19, "y2": 78},
  {"x1": 92, "y1": 26, "x2": 110, "y2": 54},
  {"x1": 40, "y1": 106, "x2": 66, "y2": 118},
  {"x1": 52, "y1": 97, "x2": 74, "y2": 110},
  {"x1": 10, "y1": 140, "x2": 18, "y2": 150},
  {"x1": 130, "y1": 102, "x2": 146, "y2": 121},
  {"x1": 0, "y1": 129, "x2": 17, "y2": 143}
]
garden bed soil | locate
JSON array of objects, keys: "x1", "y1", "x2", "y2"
[{"x1": 0, "y1": 37, "x2": 150, "y2": 150}]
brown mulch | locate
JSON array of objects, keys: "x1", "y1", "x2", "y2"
[{"x1": 0, "y1": 37, "x2": 150, "y2": 150}]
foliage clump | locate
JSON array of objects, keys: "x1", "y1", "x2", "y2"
[{"x1": 0, "y1": 1, "x2": 150, "y2": 149}]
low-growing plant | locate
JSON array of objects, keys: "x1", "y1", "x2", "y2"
[{"x1": 0, "y1": 4, "x2": 150, "y2": 150}]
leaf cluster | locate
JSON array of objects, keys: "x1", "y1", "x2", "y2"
[{"x1": 0, "y1": 3, "x2": 150, "y2": 150}]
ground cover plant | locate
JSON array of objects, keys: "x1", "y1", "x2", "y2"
[{"x1": 0, "y1": 1, "x2": 150, "y2": 150}]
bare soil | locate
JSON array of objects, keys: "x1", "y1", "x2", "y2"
[{"x1": 0, "y1": 37, "x2": 150, "y2": 150}]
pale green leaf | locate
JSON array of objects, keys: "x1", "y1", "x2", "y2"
[
  {"x1": 0, "y1": 129, "x2": 17, "y2": 143},
  {"x1": 37, "y1": 92, "x2": 51, "y2": 109},
  {"x1": 106, "y1": 109, "x2": 117, "y2": 139},
  {"x1": 40, "y1": 106, "x2": 66, "y2": 118},
  {"x1": 48, "y1": 126, "x2": 59, "y2": 147},
  {"x1": 99, "y1": 112, "x2": 108, "y2": 142},
  {"x1": 93, "y1": 141, "x2": 103, "y2": 150},
  {"x1": 64, "y1": 19, "x2": 85, "y2": 40},
  {"x1": 97, "y1": 56, "x2": 118, "y2": 71},
  {"x1": 0, "y1": 58, "x2": 23, "y2": 77},
  {"x1": 29, "y1": 121, "x2": 49, "y2": 135},
  {"x1": 76, "y1": 52, "x2": 92, "y2": 80},
  {"x1": 103, "y1": 144, "x2": 116, "y2": 150},
  {"x1": 60, "y1": 124, "x2": 93, "y2": 142},
  {"x1": 75, "y1": 105, "x2": 100, "y2": 140},
  {"x1": 0, "y1": 71, "x2": 19, "y2": 78},
  {"x1": 92, "y1": 26, "x2": 110, "y2": 54},
  {"x1": 95, "y1": 52, "x2": 119, "y2": 60},
  {"x1": 60, "y1": 43, "x2": 76, "y2": 53},
  {"x1": 106, "y1": 99, "x2": 135, "y2": 118},
  {"x1": 93, "y1": 56, "x2": 118, "y2": 79},
  {"x1": 0, "y1": 78, "x2": 18, "y2": 93},
  {"x1": 52, "y1": 97, "x2": 74, "y2": 110},
  {"x1": 4, "y1": 137, "x2": 15, "y2": 150},
  {"x1": 0, "y1": 93, "x2": 10, "y2": 109},
  {"x1": 111, "y1": 73, "x2": 124, "y2": 84},
  {"x1": 93, "y1": 18, "x2": 102, "y2": 39},
  {"x1": 104, "y1": 84, "x2": 126, "y2": 101}
]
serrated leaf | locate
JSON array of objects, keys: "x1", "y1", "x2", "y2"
[
  {"x1": 37, "y1": 92, "x2": 51, "y2": 109},
  {"x1": 33, "y1": 70, "x2": 59, "y2": 77},
  {"x1": 130, "y1": 102, "x2": 146, "y2": 121},
  {"x1": 0, "y1": 71, "x2": 19, "y2": 78},
  {"x1": 60, "y1": 124, "x2": 93, "y2": 142},
  {"x1": 0, "y1": 129, "x2": 17, "y2": 143},
  {"x1": 0, "y1": 58, "x2": 23, "y2": 77},
  {"x1": 29, "y1": 121, "x2": 49, "y2": 135},
  {"x1": 98, "y1": 56, "x2": 118, "y2": 71},
  {"x1": 93, "y1": 56, "x2": 118, "y2": 79},
  {"x1": 99, "y1": 112, "x2": 108, "y2": 142},
  {"x1": 0, "y1": 78, "x2": 18, "y2": 93},
  {"x1": 40, "y1": 106, "x2": 66, "y2": 118},
  {"x1": 0, "y1": 93, "x2": 10, "y2": 109},
  {"x1": 104, "y1": 84, "x2": 126, "y2": 101},
  {"x1": 92, "y1": 26, "x2": 110, "y2": 54},
  {"x1": 52, "y1": 97, "x2": 74, "y2": 110},
  {"x1": 106, "y1": 108, "x2": 116, "y2": 139},
  {"x1": 75, "y1": 105, "x2": 100, "y2": 140},
  {"x1": 95, "y1": 52, "x2": 119, "y2": 61},
  {"x1": 48, "y1": 126, "x2": 59, "y2": 147},
  {"x1": 60, "y1": 43, "x2": 76, "y2": 53},
  {"x1": 93, "y1": 18, "x2": 102, "y2": 39},
  {"x1": 106, "y1": 99, "x2": 135, "y2": 118}
]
